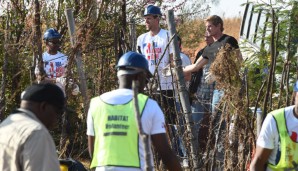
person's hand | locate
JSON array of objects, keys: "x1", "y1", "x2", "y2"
[
  {"x1": 162, "y1": 64, "x2": 173, "y2": 77},
  {"x1": 205, "y1": 72, "x2": 216, "y2": 84},
  {"x1": 56, "y1": 77, "x2": 66, "y2": 86},
  {"x1": 39, "y1": 77, "x2": 56, "y2": 84},
  {"x1": 71, "y1": 84, "x2": 80, "y2": 96}
]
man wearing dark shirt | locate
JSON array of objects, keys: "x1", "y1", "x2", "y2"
[{"x1": 183, "y1": 15, "x2": 242, "y2": 158}]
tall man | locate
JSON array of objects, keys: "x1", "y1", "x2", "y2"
[
  {"x1": 0, "y1": 83, "x2": 65, "y2": 171},
  {"x1": 187, "y1": 33, "x2": 214, "y2": 154},
  {"x1": 183, "y1": 15, "x2": 241, "y2": 157},
  {"x1": 184, "y1": 15, "x2": 240, "y2": 113},
  {"x1": 250, "y1": 80, "x2": 298, "y2": 170},
  {"x1": 137, "y1": 5, "x2": 176, "y2": 124},
  {"x1": 87, "y1": 51, "x2": 182, "y2": 171}
]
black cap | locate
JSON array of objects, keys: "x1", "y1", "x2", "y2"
[{"x1": 21, "y1": 83, "x2": 65, "y2": 109}]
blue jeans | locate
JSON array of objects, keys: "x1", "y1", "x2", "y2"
[
  {"x1": 212, "y1": 89, "x2": 224, "y2": 114},
  {"x1": 191, "y1": 100, "x2": 211, "y2": 131},
  {"x1": 191, "y1": 99, "x2": 211, "y2": 153},
  {"x1": 211, "y1": 89, "x2": 225, "y2": 163},
  {"x1": 171, "y1": 102, "x2": 187, "y2": 157}
]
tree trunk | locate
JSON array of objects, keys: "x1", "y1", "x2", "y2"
[
  {"x1": 0, "y1": 12, "x2": 9, "y2": 120},
  {"x1": 33, "y1": 0, "x2": 44, "y2": 83},
  {"x1": 166, "y1": 9, "x2": 199, "y2": 169}
]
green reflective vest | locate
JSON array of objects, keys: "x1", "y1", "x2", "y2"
[
  {"x1": 268, "y1": 108, "x2": 298, "y2": 170},
  {"x1": 90, "y1": 93, "x2": 148, "y2": 168}
]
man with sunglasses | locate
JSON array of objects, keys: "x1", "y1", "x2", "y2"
[
  {"x1": 35, "y1": 28, "x2": 79, "y2": 95},
  {"x1": 0, "y1": 83, "x2": 65, "y2": 171}
]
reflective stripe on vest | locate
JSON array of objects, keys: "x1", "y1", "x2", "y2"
[
  {"x1": 268, "y1": 108, "x2": 298, "y2": 170},
  {"x1": 90, "y1": 94, "x2": 148, "y2": 168}
]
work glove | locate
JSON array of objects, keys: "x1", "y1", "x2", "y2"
[
  {"x1": 205, "y1": 72, "x2": 216, "y2": 84},
  {"x1": 71, "y1": 83, "x2": 80, "y2": 96},
  {"x1": 162, "y1": 64, "x2": 173, "y2": 77},
  {"x1": 68, "y1": 79, "x2": 80, "y2": 96}
]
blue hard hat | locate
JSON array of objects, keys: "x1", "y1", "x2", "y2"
[
  {"x1": 116, "y1": 51, "x2": 152, "y2": 77},
  {"x1": 294, "y1": 80, "x2": 298, "y2": 92},
  {"x1": 43, "y1": 28, "x2": 62, "y2": 40},
  {"x1": 144, "y1": 5, "x2": 162, "y2": 16}
]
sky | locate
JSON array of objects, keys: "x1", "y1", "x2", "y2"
[
  {"x1": 0, "y1": 0, "x2": 248, "y2": 18},
  {"x1": 209, "y1": 0, "x2": 247, "y2": 18}
]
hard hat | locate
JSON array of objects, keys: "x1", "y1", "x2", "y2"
[
  {"x1": 43, "y1": 28, "x2": 62, "y2": 40},
  {"x1": 294, "y1": 80, "x2": 298, "y2": 92},
  {"x1": 144, "y1": 5, "x2": 162, "y2": 16},
  {"x1": 60, "y1": 164, "x2": 68, "y2": 171},
  {"x1": 116, "y1": 51, "x2": 152, "y2": 77}
]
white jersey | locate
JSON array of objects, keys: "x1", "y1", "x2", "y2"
[
  {"x1": 87, "y1": 89, "x2": 166, "y2": 171},
  {"x1": 137, "y1": 29, "x2": 173, "y2": 90},
  {"x1": 175, "y1": 52, "x2": 191, "y2": 101},
  {"x1": 180, "y1": 52, "x2": 191, "y2": 68},
  {"x1": 257, "y1": 105, "x2": 298, "y2": 170},
  {"x1": 35, "y1": 51, "x2": 68, "y2": 79}
]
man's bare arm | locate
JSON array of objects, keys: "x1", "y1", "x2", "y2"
[
  {"x1": 250, "y1": 145, "x2": 272, "y2": 171},
  {"x1": 183, "y1": 56, "x2": 208, "y2": 74},
  {"x1": 88, "y1": 135, "x2": 95, "y2": 159},
  {"x1": 152, "y1": 133, "x2": 182, "y2": 171}
]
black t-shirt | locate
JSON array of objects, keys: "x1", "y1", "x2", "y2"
[
  {"x1": 202, "y1": 34, "x2": 239, "y2": 60},
  {"x1": 194, "y1": 47, "x2": 206, "y2": 62}
]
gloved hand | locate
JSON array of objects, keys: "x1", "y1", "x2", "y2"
[
  {"x1": 68, "y1": 79, "x2": 80, "y2": 96},
  {"x1": 205, "y1": 72, "x2": 216, "y2": 84},
  {"x1": 56, "y1": 77, "x2": 67, "y2": 86},
  {"x1": 55, "y1": 77, "x2": 66, "y2": 95},
  {"x1": 162, "y1": 64, "x2": 173, "y2": 77},
  {"x1": 71, "y1": 83, "x2": 80, "y2": 96},
  {"x1": 55, "y1": 77, "x2": 80, "y2": 96}
]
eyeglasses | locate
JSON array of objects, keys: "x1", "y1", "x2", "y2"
[{"x1": 47, "y1": 40, "x2": 61, "y2": 45}]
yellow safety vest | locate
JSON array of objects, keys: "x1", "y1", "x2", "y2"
[
  {"x1": 268, "y1": 108, "x2": 298, "y2": 170},
  {"x1": 90, "y1": 93, "x2": 148, "y2": 168}
]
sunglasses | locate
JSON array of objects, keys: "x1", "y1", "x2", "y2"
[{"x1": 47, "y1": 40, "x2": 61, "y2": 45}]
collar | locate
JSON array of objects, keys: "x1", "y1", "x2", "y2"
[{"x1": 16, "y1": 108, "x2": 40, "y2": 122}]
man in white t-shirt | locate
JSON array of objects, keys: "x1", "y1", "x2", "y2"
[
  {"x1": 137, "y1": 5, "x2": 177, "y2": 126},
  {"x1": 35, "y1": 28, "x2": 79, "y2": 95},
  {"x1": 137, "y1": 5, "x2": 173, "y2": 90},
  {"x1": 250, "y1": 81, "x2": 298, "y2": 170},
  {"x1": 87, "y1": 51, "x2": 182, "y2": 171},
  {"x1": 177, "y1": 36, "x2": 191, "y2": 82}
]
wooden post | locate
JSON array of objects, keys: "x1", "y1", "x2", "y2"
[
  {"x1": 132, "y1": 80, "x2": 153, "y2": 171},
  {"x1": 33, "y1": 0, "x2": 44, "y2": 83},
  {"x1": 129, "y1": 19, "x2": 136, "y2": 51},
  {"x1": 0, "y1": 9, "x2": 9, "y2": 119},
  {"x1": 166, "y1": 10, "x2": 199, "y2": 169},
  {"x1": 65, "y1": 8, "x2": 89, "y2": 115}
]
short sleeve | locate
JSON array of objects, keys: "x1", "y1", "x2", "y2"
[
  {"x1": 226, "y1": 37, "x2": 239, "y2": 49},
  {"x1": 256, "y1": 114, "x2": 277, "y2": 149},
  {"x1": 136, "y1": 35, "x2": 143, "y2": 54},
  {"x1": 195, "y1": 48, "x2": 205, "y2": 63},
  {"x1": 141, "y1": 99, "x2": 166, "y2": 135},
  {"x1": 87, "y1": 98, "x2": 97, "y2": 136}
]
